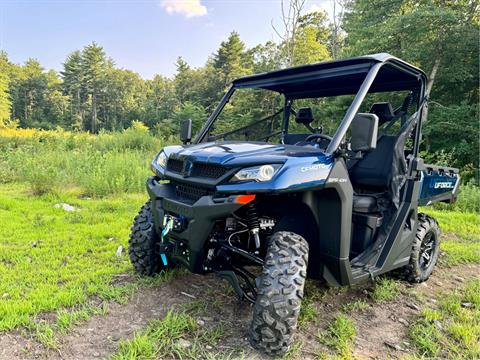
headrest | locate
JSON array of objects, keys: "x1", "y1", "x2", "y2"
[
  {"x1": 369, "y1": 102, "x2": 395, "y2": 124},
  {"x1": 295, "y1": 107, "x2": 314, "y2": 125}
]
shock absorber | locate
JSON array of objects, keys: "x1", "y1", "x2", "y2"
[{"x1": 246, "y1": 203, "x2": 261, "y2": 249}]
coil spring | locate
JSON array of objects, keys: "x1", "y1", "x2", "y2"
[{"x1": 245, "y1": 203, "x2": 259, "y2": 230}]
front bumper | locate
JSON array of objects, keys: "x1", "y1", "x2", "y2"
[{"x1": 146, "y1": 176, "x2": 245, "y2": 272}]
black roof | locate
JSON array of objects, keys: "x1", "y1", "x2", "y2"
[{"x1": 232, "y1": 53, "x2": 427, "y2": 98}]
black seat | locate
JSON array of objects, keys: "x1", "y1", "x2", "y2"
[
  {"x1": 369, "y1": 102, "x2": 395, "y2": 125},
  {"x1": 353, "y1": 194, "x2": 378, "y2": 213},
  {"x1": 349, "y1": 135, "x2": 397, "y2": 188}
]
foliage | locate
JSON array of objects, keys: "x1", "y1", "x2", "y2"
[
  {"x1": 111, "y1": 310, "x2": 224, "y2": 360},
  {"x1": 0, "y1": 184, "x2": 141, "y2": 330},
  {"x1": 318, "y1": 313, "x2": 356, "y2": 358},
  {"x1": 0, "y1": 126, "x2": 165, "y2": 196},
  {"x1": 343, "y1": 0, "x2": 479, "y2": 179},
  {"x1": 410, "y1": 279, "x2": 480, "y2": 359},
  {"x1": 371, "y1": 278, "x2": 401, "y2": 302},
  {"x1": 0, "y1": 1, "x2": 477, "y2": 177}
]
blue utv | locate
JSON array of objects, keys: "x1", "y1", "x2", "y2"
[{"x1": 128, "y1": 53, "x2": 460, "y2": 355}]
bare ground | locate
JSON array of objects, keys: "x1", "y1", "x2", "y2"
[{"x1": 1, "y1": 263, "x2": 478, "y2": 360}]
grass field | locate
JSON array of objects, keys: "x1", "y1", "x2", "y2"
[{"x1": 0, "y1": 127, "x2": 479, "y2": 359}]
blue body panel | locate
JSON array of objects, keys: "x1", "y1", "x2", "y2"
[
  {"x1": 159, "y1": 142, "x2": 334, "y2": 194},
  {"x1": 418, "y1": 166, "x2": 460, "y2": 205}
]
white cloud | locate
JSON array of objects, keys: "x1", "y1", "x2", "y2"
[
  {"x1": 305, "y1": 1, "x2": 334, "y2": 20},
  {"x1": 160, "y1": 0, "x2": 208, "y2": 18}
]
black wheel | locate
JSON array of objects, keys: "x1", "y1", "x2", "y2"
[
  {"x1": 128, "y1": 200, "x2": 167, "y2": 276},
  {"x1": 404, "y1": 214, "x2": 440, "y2": 283},
  {"x1": 249, "y1": 231, "x2": 309, "y2": 356}
]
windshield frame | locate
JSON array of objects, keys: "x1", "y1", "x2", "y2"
[{"x1": 194, "y1": 60, "x2": 426, "y2": 157}]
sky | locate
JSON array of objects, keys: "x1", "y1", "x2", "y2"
[{"x1": 0, "y1": 0, "x2": 333, "y2": 79}]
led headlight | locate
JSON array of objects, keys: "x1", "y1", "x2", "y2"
[
  {"x1": 155, "y1": 151, "x2": 168, "y2": 169},
  {"x1": 230, "y1": 164, "x2": 282, "y2": 182}
]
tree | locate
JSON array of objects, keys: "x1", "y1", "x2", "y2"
[
  {"x1": 212, "y1": 32, "x2": 252, "y2": 87},
  {"x1": 81, "y1": 42, "x2": 109, "y2": 133},
  {"x1": 293, "y1": 11, "x2": 331, "y2": 65},
  {"x1": 272, "y1": 0, "x2": 307, "y2": 67},
  {"x1": 343, "y1": 0, "x2": 479, "y2": 177},
  {"x1": 0, "y1": 52, "x2": 11, "y2": 126},
  {"x1": 61, "y1": 50, "x2": 84, "y2": 130}
]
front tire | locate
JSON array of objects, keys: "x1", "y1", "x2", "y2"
[
  {"x1": 404, "y1": 214, "x2": 441, "y2": 283},
  {"x1": 128, "y1": 200, "x2": 166, "y2": 276},
  {"x1": 249, "y1": 231, "x2": 309, "y2": 356}
]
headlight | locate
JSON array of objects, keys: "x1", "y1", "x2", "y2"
[
  {"x1": 230, "y1": 164, "x2": 282, "y2": 182},
  {"x1": 155, "y1": 151, "x2": 168, "y2": 169}
]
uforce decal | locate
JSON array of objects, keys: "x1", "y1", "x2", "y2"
[
  {"x1": 433, "y1": 182, "x2": 455, "y2": 189},
  {"x1": 301, "y1": 164, "x2": 330, "y2": 172}
]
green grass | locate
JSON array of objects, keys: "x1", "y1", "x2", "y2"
[
  {"x1": 342, "y1": 299, "x2": 369, "y2": 313},
  {"x1": 317, "y1": 313, "x2": 356, "y2": 359},
  {"x1": 409, "y1": 279, "x2": 480, "y2": 359},
  {"x1": 371, "y1": 278, "x2": 401, "y2": 303},
  {"x1": 422, "y1": 208, "x2": 480, "y2": 266},
  {"x1": 0, "y1": 183, "x2": 152, "y2": 331},
  {"x1": 110, "y1": 310, "x2": 225, "y2": 360},
  {"x1": 0, "y1": 126, "x2": 167, "y2": 197}
]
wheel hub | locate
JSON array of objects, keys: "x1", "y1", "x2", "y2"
[{"x1": 419, "y1": 232, "x2": 436, "y2": 270}]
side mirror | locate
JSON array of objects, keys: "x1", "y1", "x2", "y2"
[
  {"x1": 350, "y1": 113, "x2": 378, "y2": 152},
  {"x1": 180, "y1": 119, "x2": 192, "y2": 144}
]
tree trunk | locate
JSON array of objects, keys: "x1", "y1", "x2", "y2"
[
  {"x1": 92, "y1": 86, "x2": 97, "y2": 133},
  {"x1": 423, "y1": 57, "x2": 440, "y2": 123}
]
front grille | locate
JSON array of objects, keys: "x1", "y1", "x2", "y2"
[
  {"x1": 166, "y1": 159, "x2": 228, "y2": 179},
  {"x1": 172, "y1": 181, "x2": 213, "y2": 204},
  {"x1": 167, "y1": 159, "x2": 183, "y2": 173},
  {"x1": 191, "y1": 163, "x2": 227, "y2": 179}
]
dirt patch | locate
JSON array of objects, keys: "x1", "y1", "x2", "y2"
[
  {"x1": 352, "y1": 263, "x2": 480, "y2": 359},
  {"x1": 0, "y1": 263, "x2": 478, "y2": 360}
]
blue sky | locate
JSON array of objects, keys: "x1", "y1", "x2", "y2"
[{"x1": 0, "y1": 0, "x2": 333, "y2": 78}]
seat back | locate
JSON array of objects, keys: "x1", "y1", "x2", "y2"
[{"x1": 349, "y1": 135, "x2": 397, "y2": 188}]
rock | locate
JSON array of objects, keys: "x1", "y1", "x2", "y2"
[
  {"x1": 206, "y1": 345, "x2": 213, "y2": 350},
  {"x1": 453, "y1": 275, "x2": 464, "y2": 283},
  {"x1": 54, "y1": 203, "x2": 77, "y2": 212},
  {"x1": 406, "y1": 303, "x2": 420, "y2": 311},
  {"x1": 435, "y1": 281, "x2": 443, "y2": 286},
  {"x1": 116, "y1": 246, "x2": 124, "y2": 257},
  {"x1": 177, "y1": 338, "x2": 191, "y2": 348},
  {"x1": 197, "y1": 319, "x2": 205, "y2": 327},
  {"x1": 433, "y1": 320, "x2": 443, "y2": 330},
  {"x1": 385, "y1": 341, "x2": 405, "y2": 351},
  {"x1": 398, "y1": 318, "x2": 409, "y2": 326},
  {"x1": 461, "y1": 302, "x2": 473, "y2": 308},
  {"x1": 93, "y1": 352, "x2": 100, "y2": 357}
]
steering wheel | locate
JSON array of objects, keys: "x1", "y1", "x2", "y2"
[
  {"x1": 295, "y1": 133, "x2": 332, "y2": 150},
  {"x1": 305, "y1": 133, "x2": 332, "y2": 144}
]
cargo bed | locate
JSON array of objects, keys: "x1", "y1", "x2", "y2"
[{"x1": 418, "y1": 164, "x2": 460, "y2": 206}]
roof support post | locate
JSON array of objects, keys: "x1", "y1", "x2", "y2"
[{"x1": 326, "y1": 62, "x2": 383, "y2": 155}]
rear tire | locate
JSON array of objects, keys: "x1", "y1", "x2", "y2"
[
  {"x1": 249, "y1": 231, "x2": 309, "y2": 356},
  {"x1": 128, "y1": 201, "x2": 167, "y2": 276},
  {"x1": 403, "y1": 214, "x2": 440, "y2": 283}
]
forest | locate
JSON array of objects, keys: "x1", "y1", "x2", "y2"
[{"x1": 0, "y1": 0, "x2": 478, "y2": 179}]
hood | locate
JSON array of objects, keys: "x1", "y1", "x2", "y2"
[{"x1": 163, "y1": 141, "x2": 330, "y2": 167}]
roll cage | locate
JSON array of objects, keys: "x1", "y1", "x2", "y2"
[{"x1": 195, "y1": 53, "x2": 427, "y2": 157}]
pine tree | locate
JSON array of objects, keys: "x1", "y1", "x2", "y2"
[
  {"x1": 81, "y1": 42, "x2": 108, "y2": 133},
  {"x1": 61, "y1": 50, "x2": 84, "y2": 130}
]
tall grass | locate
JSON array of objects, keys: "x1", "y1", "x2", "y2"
[
  {"x1": 0, "y1": 124, "x2": 169, "y2": 196},
  {"x1": 1, "y1": 126, "x2": 479, "y2": 210},
  {"x1": 431, "y1": 182, "x2": 480, "y2": 214}
]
